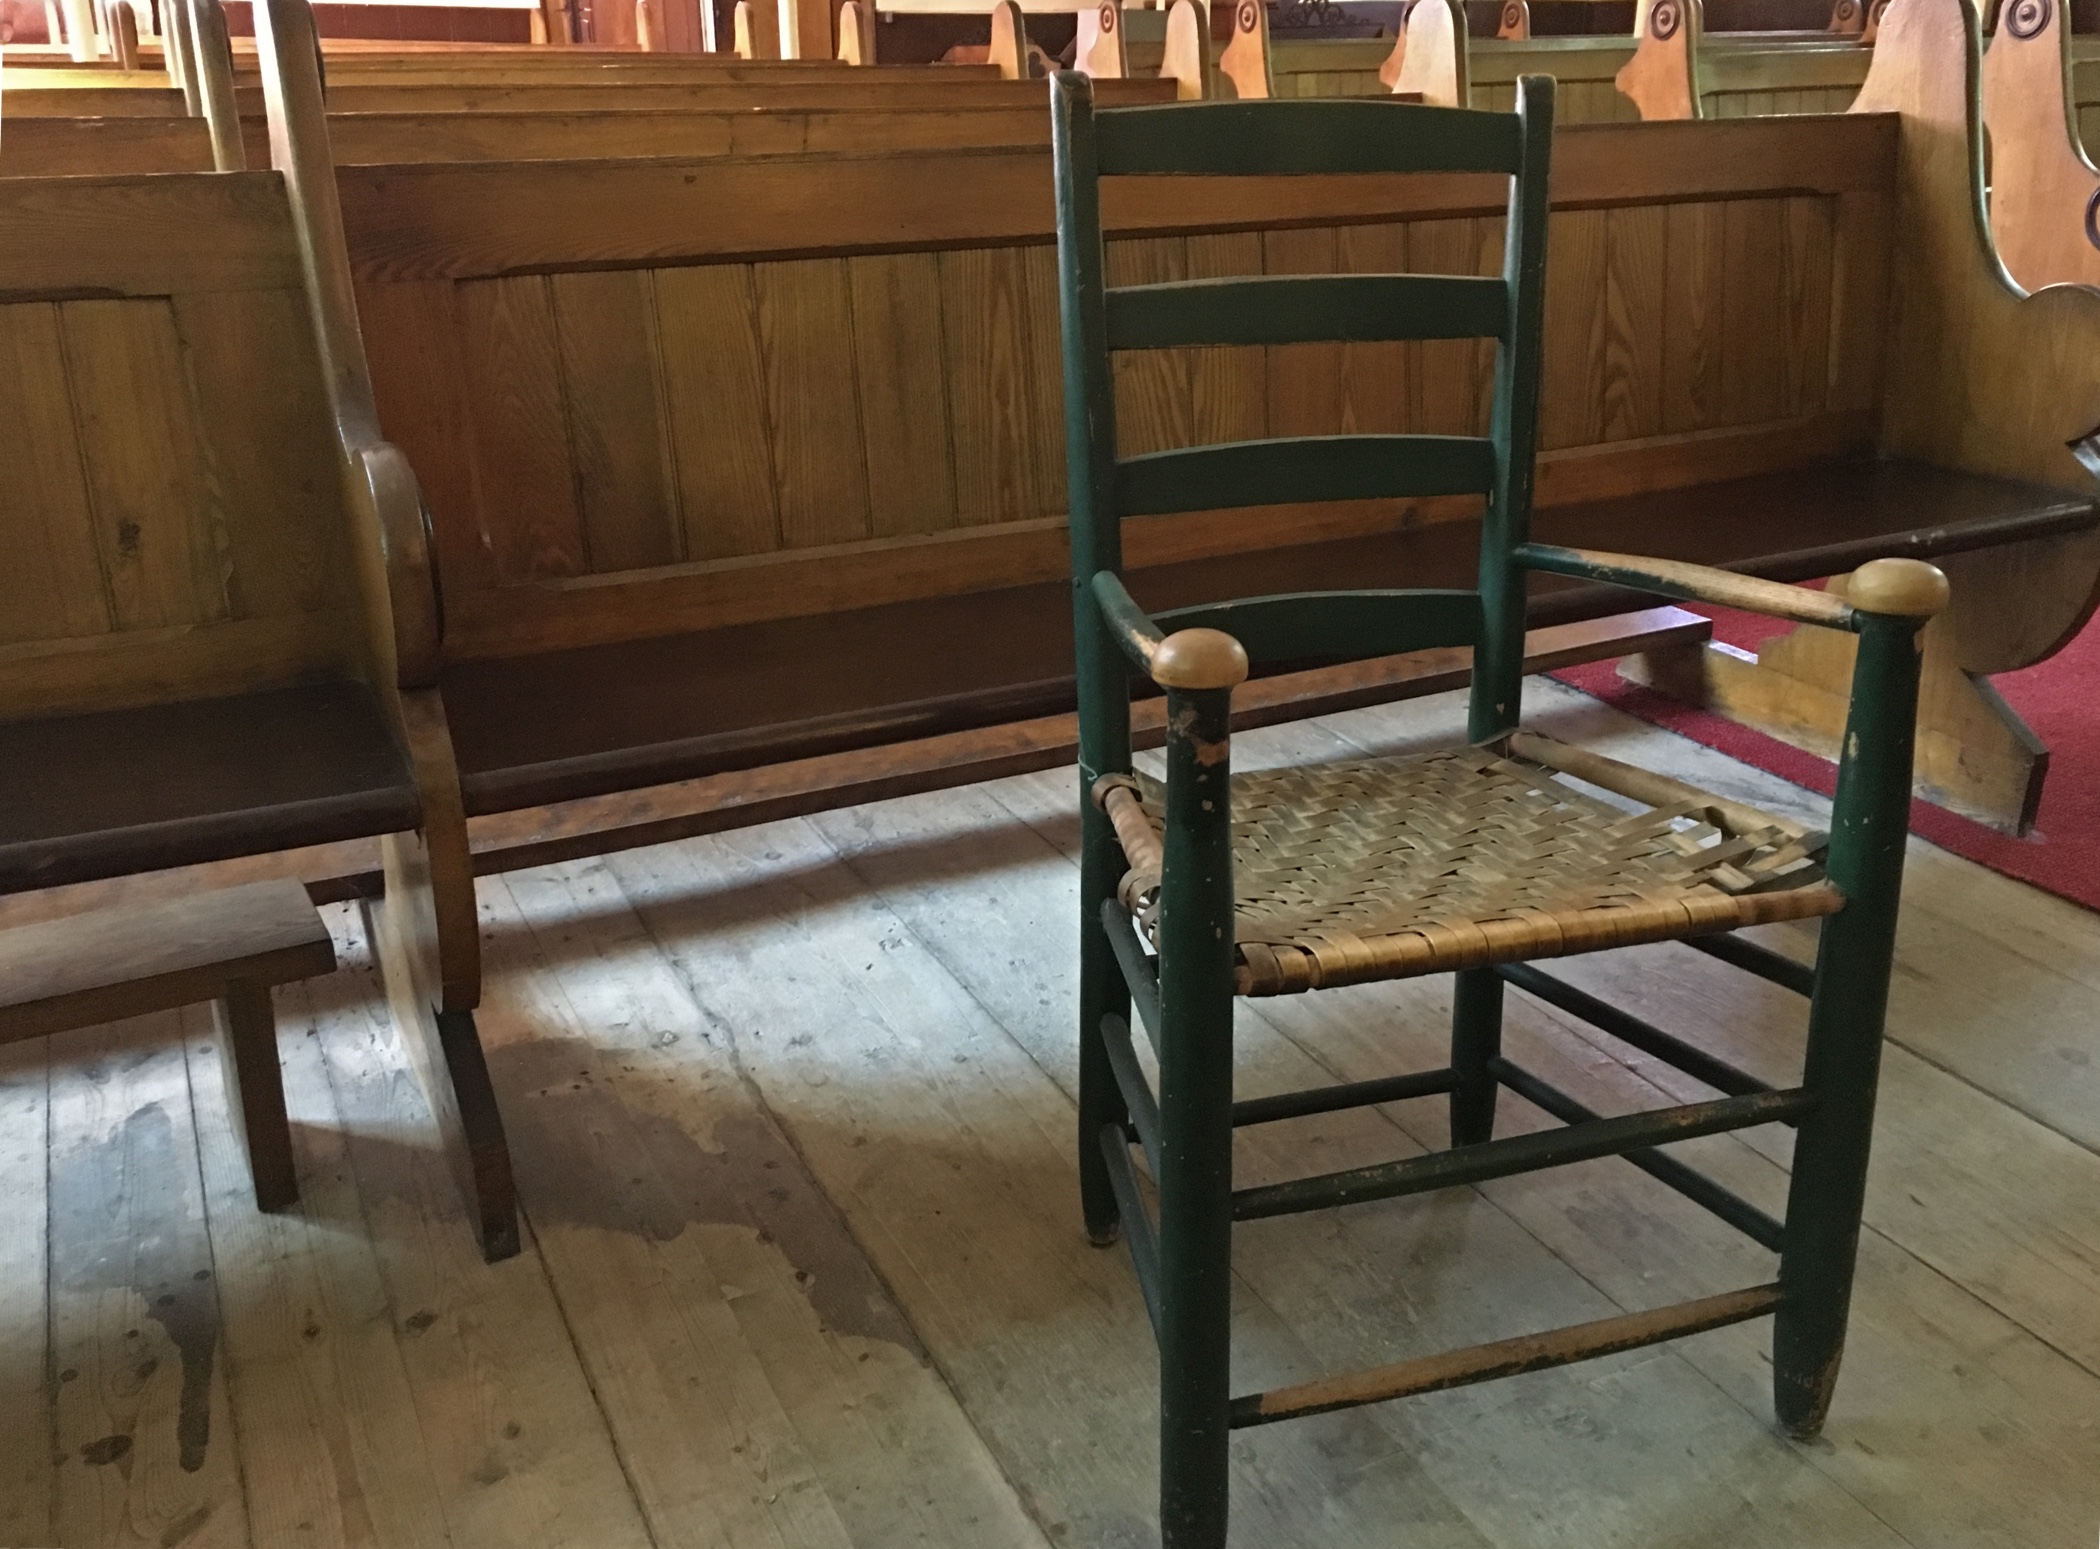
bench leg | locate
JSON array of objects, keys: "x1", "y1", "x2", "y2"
[{"x1": 214, "y1": 979, "x2": 300, "y2": 1213}]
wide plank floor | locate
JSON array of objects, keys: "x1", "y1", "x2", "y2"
[{"x1": 2, "y1": 678, "x2": 2096, "y2": 1548}]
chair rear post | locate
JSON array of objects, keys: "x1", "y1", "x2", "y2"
[
  {"x1": 1053, "y1": 70, "x2": 1137, "y2": 1247},
  {"x1": 1468, "y1": 71, "x2": 1555, "y2": 747}
]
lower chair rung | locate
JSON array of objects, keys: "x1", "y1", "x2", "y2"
[
  {"x1": 1229, "y1": 1283, "x2": 1782, "y2": 1428},
  {"x1": 1232, "y1": 1085, "x2": 1813, "y2": 1221},
  {"x1": 1099, "y1": 1123, "x2": 1163, "y2": 1336},
  {"x1": 1234, "y1": 1067, "x2": 1457, "y2": 1128}
]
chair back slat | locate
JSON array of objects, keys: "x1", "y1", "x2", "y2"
[
  {"x1": 1093, "y1": 99, "x2": 1525, "y2": 176},
  {"x1": 1106, "y1": 275, "x2": 1510, "y2": 350},
  {"x1": 1154, "y1": 590, "x2": 1484, "y2": 666},
  {"x1": 1117, "y1": 436, "x2": 1499, "y2": 519}
]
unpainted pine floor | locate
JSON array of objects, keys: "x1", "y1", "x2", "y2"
[{"x1": 3, "y1": 678, "x2": 2098, "y2": 1549}]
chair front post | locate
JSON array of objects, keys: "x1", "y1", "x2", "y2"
[
  {"x1": 1773, "y1": 560, "x2": 1948, "y2": 1435},
  {"x1": 1154, "y1": 677, "x2": 1240, "y2": 1549}
]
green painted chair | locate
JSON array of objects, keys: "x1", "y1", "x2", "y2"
[{"x1": 1050, "y1": 71, "x2": 1950, "y2": 1547}]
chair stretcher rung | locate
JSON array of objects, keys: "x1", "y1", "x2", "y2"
[
  {"x1": 1099, "y1": 1124, "x2": 1162, "y2": 1337},
  {"x1": 1231, "y1": 1085, "x2": 1813, "y2": 1221},
  {"x1": 1233, "y1": 1067, "x2": 1458, "y2": 1128},
  {"x1": 1100, "y1": 899, "x2": 1161, "y2": 1055},
  {"x1": 1101, "y1": 1014, "x2": 1162, "y2": 1178},
  {"x1": 1490, "y1": 1058, "x2": 1786, "y2": 1252},
  {"x1": 1228, "y1": 1283, "x2": 1782, "y2": 1428},
  {"x1": 1497, "y1": 962, "x2": 1778, "y2": 1105},
  {"x1": 1683, "y1": 930, "x2": 1817, "y2": 998}
]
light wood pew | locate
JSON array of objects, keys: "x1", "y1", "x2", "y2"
[
  {"x1": 0, "y1": 0, "x2": 520, "y2": 1258},
  {"x1": 1980, "y1": 0, "x2": 2100, "y2": 288},
  {"x1": 1616, "y1": 0, "x2": 1872, "y2": 118},
  {"x1": 258, "y1": 95, "x2": 2083, "y2": 857},
  {"x1": 0, "y1": 881, "x2": 334, "y2": 1212},
  {"x1": 1621, "y1": 0, "x2": 2100, "y2": 832}
]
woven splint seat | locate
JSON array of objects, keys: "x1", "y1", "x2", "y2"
[{"x1": 1096, "y1": 732, "x2": 1844, "y2": 996}]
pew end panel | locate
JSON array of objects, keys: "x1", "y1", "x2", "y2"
[
  {"x1": 252, "y1": 0, "x2": 517, "y2": 1260},
  {"x1": 1980, "y1": 0, "x2": 2100, "y2": 290}
]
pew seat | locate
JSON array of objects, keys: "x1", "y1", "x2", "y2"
[
  {"x1": 437, "y1": 456, "x2": 2096, "y2": 833},
  {"x1": 0, "y1": 684, "x2": 421, "y2": 896}
]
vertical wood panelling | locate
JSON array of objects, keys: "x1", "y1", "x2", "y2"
[
  {"x1": 1020, "y1": 243, "x2": 1071, "y2": 519},
  {"x1": 1720, "y1": 197, "x2": 1788, "y2": 425},
  {"x1": 1262, "y1": 226, "x2": 1343, "y2": 438},
  {"x1": 59, "y1": 299, "x2": 230, "y2": 633},
  {"x1": 1662, "y1": 199, "x2": 1727, "y2": 433},
  {"x1": 1781, "y1": 194, "x2": 1835, "y2": 418},
  {"x1": 358, "y1": 277, "x2": 495, "y2": 598},
  {"x1": 173, "y1": 289, "x2": 342, "y2": 620},
  {"x1": 1184, "y1": 231, "x2": 1268, "y2": 446},
  {"x1": 1105, "y1": 236, "x2": 1194, "y2": 457},
  {"x1": 941, "y1": 245, "x2": 1057, "y2": 527},
  {"x1": 1409, "y1": 219, "x2": 1494, "y2": 437},
  {"x1": 0, "y1": 303, "x2": 112, "y2": 646},
  {"x1": 551, "y1": 270, "x2": 684, "y2": 574},
  {"x1": 1540, "y1": 208, "x2": 1610, "y2": 450},
  {"x1": 456, "y1": 275, "x2": 588, "y2": 583},
  {"x1": 849, "y1": 252, "x2": 960, "y2": 538},
  {"x1": 1828, "y1": 189, "x2": 1891, "y2": 414},
  {"x1": 1600, "y1": 204, "x2": 1668, "y2": 442},
  {"x1": 654, "y1": 264, "x2": 782, "y2": 560},
  {"x1": 1337, "y1": 222, "x2": 1414, "y2": 435},
  {"x1": 754, "y1": 258, "x2": 873, "y2": 550}
]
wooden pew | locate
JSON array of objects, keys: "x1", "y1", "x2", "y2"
[
  {"x1": 1616, "y1": 0, "x2": 1872, "y2": 118},
  {"x1": 1622, "y1": 0, "x2": 2100, "y2": 832},
  {"x1": 1980, "y1": 0, "x2": 2100, "y2": 288},
  {"x1": 0, "y1": 0, "x2": 519, "y2": 1258},
  {"x1": 251, "y1": 83, "x2": 2080, "y2": 861}
]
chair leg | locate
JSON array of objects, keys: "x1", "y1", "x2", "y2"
[
  {"x1": 1080, "y1": 802, "x2": 1132, "y2": 1246},
  {"x1": 1449, "y1": 966, "x2": 1503, "y2": 1147},
  {"x1": 214, "y1": 979, "x2": 299, "y2": 1213},
  {"x1": 1772, "y1": 608, "x2": 1925, "y2": 1436}
]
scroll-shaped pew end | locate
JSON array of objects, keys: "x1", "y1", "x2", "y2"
[
  {"x1": 988, "y1": 0, "x2": 1030, "y2": 77},
  {"x1": 1629, "y1": 0, "x2": 2100, "y2": 834},
  {"x1": 110, "y1": 0, "x2": 140, "y2": 68},
  {"x1": 635, "y1": 0, "x2": 660, "y2": 50},
  {"x1": 839, "y1": 0, "x2": 876, "y2": 63},
  {"x1": 1616, "y1": 0, "x2": 1702, "y2": 118},
  {"x1": 1861, "y1": 0, "x2": 1890, "y2": 39},
  {"x1": 1981, "y1": 0, "x2": 2100, "y2": 288},
  {"x1": 734, "y1": 0, "x2": 782, "y2": 57},
  {"x1": 1218, "y1": 0, "x2": 1271, "y2": 96},
  {"x1": 1829, "y1": 0, "x2": 1866, "y2": 33},
  {"x1": 1497, "y1": 0, "x2": 1529, "y2": 38},
  {"x1": 1160, "y1": 0, "x2": 1212, "y2": 97},
  {"x1": 1077, "y1": 0, "x2": 1127, "y2": 77},
  {"x1": 1388, "y1": 0, "x2": 1467, "y2": 103},
  {"x1": 190, "y1": 0, "x2": 246, "y2": 169}
]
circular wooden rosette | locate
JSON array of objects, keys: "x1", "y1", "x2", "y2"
[
  {"x1": 1833, "y1": 0, "x2": 1858, "y2": 22},
  {"x1": 1237, "y1": 0, "x2": 1259, "y2": 33},
  {"x1": 2006, "y1": 0, "x2": 2050, "y2": 37},
  {"x1": 1100, "y1": 0, "x2": 1116, "y2": 33},
  {"x1": 1649, "y1": 0, "x2": 1682, "y2": 39},
  {"x1": 1501, "y1": 1, "x2": 1522, "y2": 25},
  {"x1": 2085, "y1": 188, "x2": 2100, "y2": 253}
]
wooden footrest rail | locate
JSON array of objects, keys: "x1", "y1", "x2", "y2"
[
  {"x1": 1227, "y1": 1284, "x2": 1784, "y2": 1428},
  {"x1": 1231, "y1": 1085, "x2": 1814, "y2": 1221},
  {"x1": 1496, "y1": 960, "x2": 1779, "y2": 1103},
  {"x1": 1683, "y1": 930, "x2": 1817, "y2": 996}
]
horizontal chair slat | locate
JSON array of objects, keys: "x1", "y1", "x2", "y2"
[
  {"x1": 1153, "y1": 589, "x2": 1483, "y2": 666},
  {"x1": 1117, "y1": 435, "x2": 1497, "y2": 518},
  {"x1": 1094, "y1": 100, "x2": 1526, "y2": 177},
  {"x1": 1105, "y1": 274, "x2": 1511, "y2": 349}
]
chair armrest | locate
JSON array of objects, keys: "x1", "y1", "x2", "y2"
[
  {"x1": 1515, "y1": 545, "x2": 1949, "y2": 629},
  {"x1": 1091, "y1": 570, "x2": 1250, "y2": 690}
]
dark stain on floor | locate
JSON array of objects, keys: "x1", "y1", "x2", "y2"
[
  {"x1": 51, "y1": 1097, "x2": 221, "y2": 1473},
  {"x1": 490, "y1": 1036, "x2": 924, "y2": 1356}
]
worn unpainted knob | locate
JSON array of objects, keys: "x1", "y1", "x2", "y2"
[
  {"x1": 1846, "y1": 558, "x2": 1951, "y2": 618},
  {"x1": 1151, "y1": 628, "x2": 1249, "y2": 690}
]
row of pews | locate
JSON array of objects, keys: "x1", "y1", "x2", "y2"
[{"x1": 5, "y1": 0, "x2": 2099, "y2": 1257}]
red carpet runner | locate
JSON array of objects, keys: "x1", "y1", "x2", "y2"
[{"x1": 1554, "y1": 608, "x2": 2100, "y2": 914}]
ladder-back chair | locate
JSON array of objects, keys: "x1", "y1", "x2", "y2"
[{"x1": 1051, "y1": 71, "x2": 1949, "y2": 1547}]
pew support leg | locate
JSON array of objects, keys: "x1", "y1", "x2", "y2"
[{"x1": 214, "y1": 978, "x2": 300, "y2": 1213}]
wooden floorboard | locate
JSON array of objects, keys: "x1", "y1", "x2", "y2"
[{"x1": 0, "y1": 676, "x2": 2096, "y2": 1547}]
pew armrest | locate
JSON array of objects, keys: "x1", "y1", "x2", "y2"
[{"x1": 348, "y1": 440, "x2": 443, "y2": 689}]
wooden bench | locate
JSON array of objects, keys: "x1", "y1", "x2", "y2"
[
  {"x1": 0, "y1": 23, "x2": 520, "y2": 1261},
  {"x1": 1981, "y1": 0, "x2": 2100, "y2": 290},
  {"x1": 0, "y1": 881, "x2": 335, "y2": 1212}
]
